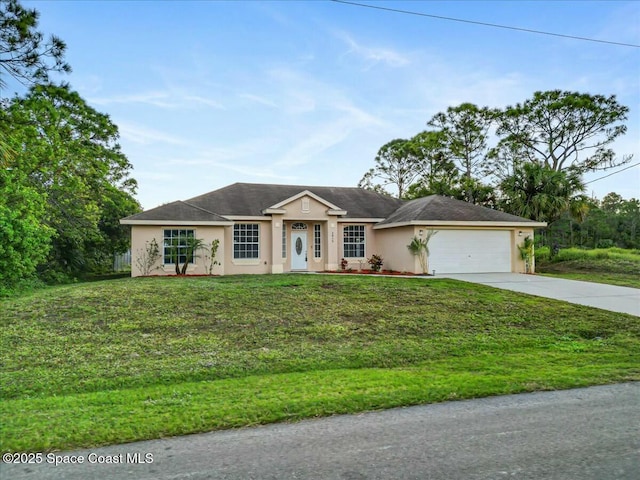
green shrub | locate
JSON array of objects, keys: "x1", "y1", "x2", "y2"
[
  {"x1": 368, "y1": 254, "x2": 384, "y2": 272},
  {"x1": 537, "y1": 246, "x2": 637, "y2": 264},
  {"x1": 554, "y1": 248, "x2": 606, "y2": 262},
  {"x1": 609, "y1": 247, "x2": 640, "y2": 256},
  {"x1": 596, "y1": 239, "x2": 614, "y2": 249},
  {"x1": 536, "y1": 246, "x2": 550, "y2": 263},
  {"x1": 0, "y1": 276, "x2": 48, "y2": 298}
]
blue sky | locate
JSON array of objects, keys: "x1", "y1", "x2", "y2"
[{"x1": 7, "y1": 0, "x2": 640, "y2": 209}]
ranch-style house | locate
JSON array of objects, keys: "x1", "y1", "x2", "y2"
[{"x1": 120, "y1": 182, "x2": 546, "y2": 276}]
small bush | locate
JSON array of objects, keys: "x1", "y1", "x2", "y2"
[
  {"x1": 368, "y1": 254, "x2": 384, "y2": 272},
  {"x1": 596, "y1": 239, "x2": 614, "y2": 249},
  {"x1": 339, "y1": 258, "x2": 348, "y2": 271},
  {"x1": 536, "y1": 246, "x2": 550, "y2": 263},
  {"x1": 0, "y1": 277, "x2": 48, "y2": 298}
]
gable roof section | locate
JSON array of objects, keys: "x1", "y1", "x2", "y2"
[
  {"x1": 185, "y1": 183, "x2": 404, "y2": 219},
  {"x1": 121, "y1": 200, "x2": 232, "y2": 225},
  {"x1": 266, "y1": 189, "x2": 343, "y2": 212},
  {"x1": 375, "y1": 195, "x2": 546, "y2": 228}
]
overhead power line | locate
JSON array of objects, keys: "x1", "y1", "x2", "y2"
[
  {"x1": 584, "y1": 161, "x2": 640, "y2": 185},
  {"x1": 330, "y1": 0, "x2": 640, "y2": 48}
]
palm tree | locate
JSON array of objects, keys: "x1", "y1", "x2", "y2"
[
  {"x1": 517, "y1": 235, "x2": 534, "y2": 273},
  {"x1": 166, "y1": 236, "x2": 206, "y2": 275},
  {"x1": 499, "y1": 163, "x2": 587, "y2": 224},
  {"x1": 407, "y1": 230, "x2": 438, "y2": 274}
]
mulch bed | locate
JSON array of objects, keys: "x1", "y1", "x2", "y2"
[{"x1": 324, "y1": 270, "x2": 430, "y2": 276}]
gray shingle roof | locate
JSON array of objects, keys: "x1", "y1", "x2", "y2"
[
  {"x1": 122, "y1": 183, "x2": 536, "y2": 225},
  {"x1": 185, "y1": 182, "x2": 404, "y2": 218},
  {"x1": 122, "y1": 200, "x2": 231, "y2": 222},
  {"x1": 376, "y1": 195, "x2": 537, "y2": 225}
]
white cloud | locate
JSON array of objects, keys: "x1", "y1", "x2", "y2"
[
  {"x1": 336, "y1": 31, "x2": 411, "y2": 68},
  {"x1": 89, "y1": 91, "x2": 176, "y2": 108},
  {"x1": 183, "y1": 95, "x2": 225, "y2": 109},
  {"x1": 275, "y1": 123, "x2": 351, "y2": 167},
  {"x1": 134, "y1": 171, "x2": 175, "y2": 182},
  {"x1": 118, "y1": 122, "x2": 188, "y2": 146},
  {"x1": 168, "y1": 151, "x2": 296, "y2": 182},
  {"x1": 333, "y1": 102, "x2": 386, "y2": 128},
  {"x1": 276, "y1": 103, "x2": 384, "y2": 168},
  {"x1": 89, "y1": 91, "x2": 224, "y2": 110},
  {"x1": 238, "y1": 93, "x2": 278, "y2": 108}
]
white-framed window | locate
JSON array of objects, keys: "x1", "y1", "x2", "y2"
[
  {"x1": 343, "y1": 225, "x2": 365, "y2": 258},
  {"x1": 163, "y1": 229, "x2": 195, "y2": 265},
  {"x1": 234, "y1": 224, "x2": 259, "y2": 259},
  {"x1": 314, "y1": 224, "x2": 321, "y2": 258},
  {"x1": 282, "y1": 223, "x2": 287, "y2": 259}
]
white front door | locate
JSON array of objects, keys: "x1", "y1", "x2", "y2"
[{"x1": 291, "y1": 232, "x2": 308, "y2": 270}]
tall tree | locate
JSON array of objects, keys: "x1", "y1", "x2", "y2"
[
  {"x1": 427, "y1": 103, "x2": 496, "y2": 203},
  {"x1": 405, "y1": 130, "x2": 459, "y2": 197},
  {"x1": 0, "y1": 0, "x2": 70, "y2": 88},
  {"x1": 600, "y1": 192, "x2": 625, "y2": 214},
  {"x1": 598, "y1": 193, "x2": 639, "y2": 248},
  {"x1": 358, "y1": 138, "x2": 423, "y2": 198},
  {"x1": 4, "y1": 84, "x2": 139, "y2": 279},
  {"x1": 618, "y1": 197, "x2": 640, "y2": 248},
  {"x1": 493, "y1": 90, "x2": 630, "y2": 174},
  {"x1": 0, "y1": 0, "x2": 72, "y2": 289},
  {"x1": 0, "y1": 131, "x2": 53, "y2": 292}
]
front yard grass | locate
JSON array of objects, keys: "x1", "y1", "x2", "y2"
[
  {"x1": 536, "y1": 247, "x2": 640, "y2": 288},
  {"x1": 2, "y1": 274, "x2": 639, "y2": 453}
]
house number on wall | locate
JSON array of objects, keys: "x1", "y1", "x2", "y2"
[{"x1": 295, "y1": 237, "x2": 303, "y2": 255}]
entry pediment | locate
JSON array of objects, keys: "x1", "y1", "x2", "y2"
[{"x1": 262, "y1": 190, "x2": 346, "y2": 216}]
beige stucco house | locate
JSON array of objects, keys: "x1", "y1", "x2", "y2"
[{"x1": 120, "y1": 182, "x2": 546, "y2": 277}]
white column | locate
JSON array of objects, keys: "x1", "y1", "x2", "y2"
[
  {"x1": 271, "y1": 215, "x2": 284, "y2": 274},
  {"x1": 326, "y1": 219, "x2": 339, "y2": 271}
]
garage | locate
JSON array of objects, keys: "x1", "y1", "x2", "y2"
[{"x1": 428, "y1": 230, "x2": 512, "y2": 274}]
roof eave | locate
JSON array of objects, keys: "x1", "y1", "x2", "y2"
[
  {"x1": 327, "y1": 209, "x2": 348, "y2": 216},
  {"x1": 337, "y1": 218, "x2": 385, "y2": 223},
  {"x1": 262, "y1": 208, "x2": 287, "y2": 215},
  {"x1": 374, "y1": 220, "x2": 547, "y2": 229},
  {"x1": 120, "y1": 220, "x2": 234, "y2": 226}
]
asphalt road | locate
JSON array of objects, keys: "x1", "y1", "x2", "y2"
[{"x1": 3, "y1": 383, "x2": 638, "y2": 480}]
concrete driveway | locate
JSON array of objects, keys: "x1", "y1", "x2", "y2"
[{"x1": 441, "y1": 273, "x2": 640, "y2": 316}]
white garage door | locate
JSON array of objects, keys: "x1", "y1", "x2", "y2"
[{"x1": 428, "y1": 230, "x2": 512, "y2": 274}]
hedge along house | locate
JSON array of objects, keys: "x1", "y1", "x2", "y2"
[{"x1": 120, "y1": 182, "x2": 546, "y2": 277}]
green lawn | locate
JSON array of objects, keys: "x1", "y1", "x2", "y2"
[
  {"x1": 536, "y1": 247, "x2": 640, "y2": 288},
  {"x1": 1, "y1": 274, "x2": 639, "y2": 453}
]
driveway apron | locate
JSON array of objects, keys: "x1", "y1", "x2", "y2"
[{"x1": 440, "y1": 273, "x2": 640, "y2": 317}]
